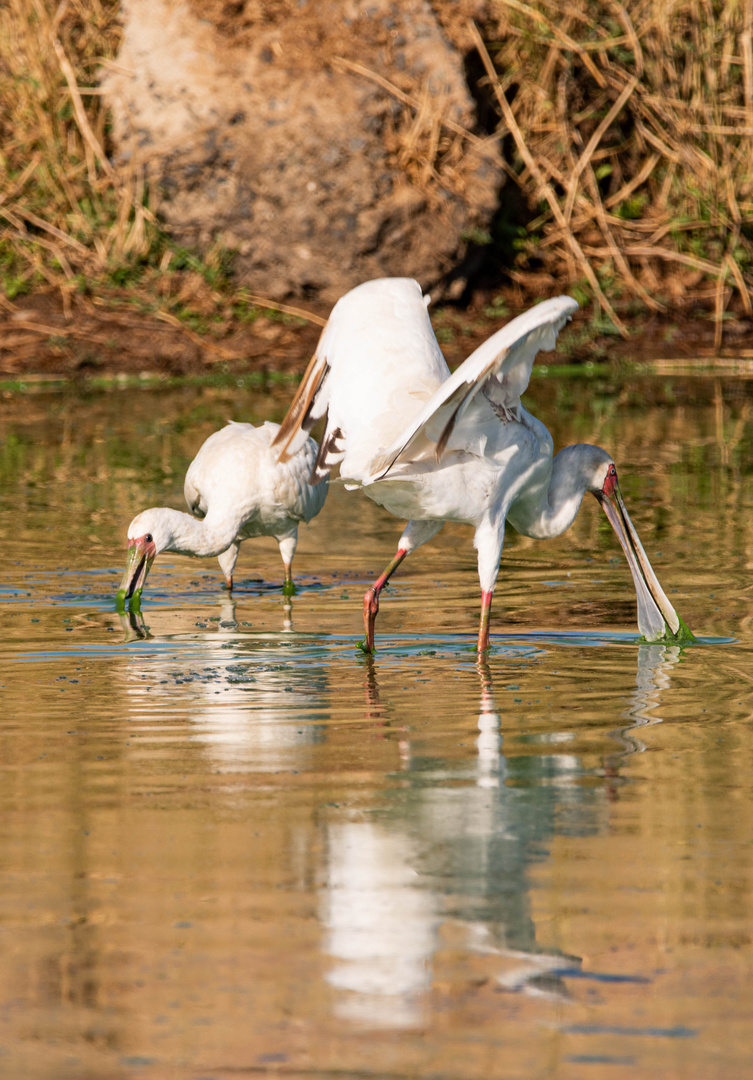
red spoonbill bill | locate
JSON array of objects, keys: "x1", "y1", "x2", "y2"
[
  {"x1": 118, "y1": 421, "x2": 327, "y2": 605},
  {"x1": 273, "y1": 277, "x2": 691, "y2": 653}
]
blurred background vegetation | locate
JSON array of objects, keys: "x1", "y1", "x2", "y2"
[{"x1": 1, "y1": 0, "x2": 752, "y2": 347}]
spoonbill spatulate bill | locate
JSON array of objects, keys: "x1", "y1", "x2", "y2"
[
  {"x1": 273, "y1": 277, "x2": 692, "y2": 653},
  {"x1": 118, "y1": 421, "x2": 327, "y2": 605}
]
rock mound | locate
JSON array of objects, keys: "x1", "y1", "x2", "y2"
[{"x1": 102, "y1": 0, "x2": 502, "y2": 300}]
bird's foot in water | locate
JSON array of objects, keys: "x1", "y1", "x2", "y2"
[
  {"x1": 361, "y1": 586, "x2": 380, "y2": 653},
  {"x1": 282, "y1": 579, "x2": 297, "y2": 597}
]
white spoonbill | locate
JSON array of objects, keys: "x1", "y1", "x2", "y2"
[
  {"x1": 118, "y1": 421, "x2": 327, "y2": 604},
  {"x1": 273, "y1": 277, "x2": 691, "y2": 653}
]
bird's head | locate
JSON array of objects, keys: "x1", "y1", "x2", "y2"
[
  {"x1": 117, "y1": 509, "x2": 171, "y2": 604},
  {"x1": 569, "y1": 445, "x2": 616, "y2": 495}
]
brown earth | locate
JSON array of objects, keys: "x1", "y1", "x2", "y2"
[{"x1": 3, "y1": 283, "x2": 753, "y2": 384}]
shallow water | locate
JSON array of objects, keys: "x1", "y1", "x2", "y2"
[{"x1": 1, "y1": 374, "x2": 752, "y2": 1079}]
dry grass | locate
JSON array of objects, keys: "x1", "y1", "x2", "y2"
[
  {"x1": 0, "y1": 0, "x2": 164, "y2": 309},
  {"x1": 475, "y1": 1, "x2": 753, "y2": 342},
  {"x1": 0, "y1": 0, "x2": 327, "y2": 337},
  {"x1": 332, "y1": 56, "x2": 502, "y2": 216}
]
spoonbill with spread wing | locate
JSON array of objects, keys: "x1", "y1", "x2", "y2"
[
  {"x1": 273, "y1": 277, "x2": 691, "y2": 652},
  {"x1": 118, "y1": 421, "x2": 327, "y2": 605}
]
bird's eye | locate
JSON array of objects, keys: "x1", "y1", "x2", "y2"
[{"x1": 145, "y1": 533, "x2": 153, "y2": 543}]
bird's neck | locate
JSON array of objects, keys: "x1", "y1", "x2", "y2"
[
  {"x1": 508, "y1": 445, "x2": 593, "y2": 540},
  {"x1": 157, "y1": 509, "x2": 240, "y2": 558}
]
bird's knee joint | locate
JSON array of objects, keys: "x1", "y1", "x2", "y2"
[{"x1": 363, "y1": 586, "x2": 379, "y2": 617}]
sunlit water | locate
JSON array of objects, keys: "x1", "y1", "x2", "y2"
[{"x1": 0, "y1": 374, "x2": 752, "y2": 1079}]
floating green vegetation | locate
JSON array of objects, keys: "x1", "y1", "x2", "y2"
[
  {"x1": 644, "y1": 614, "x2": 697, "y2": 645},
  {"x1": 0, "y1": 369, "x2": 300, "y2": 394}
]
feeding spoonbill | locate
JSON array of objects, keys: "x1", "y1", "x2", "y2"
[
  {"x1": 273, "y1": 277, "x2": 691, "y2": 653},
  {"x1": 117, "y1": 421, "x2": 327, "y2": 605}
]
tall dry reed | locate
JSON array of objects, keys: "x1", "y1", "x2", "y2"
[
  {"x1": 474, "y1": 0, "x2": 753, "y2": 342},
  {"x1": 0, "y1": 0, "x2": 157, "y2": 307}
]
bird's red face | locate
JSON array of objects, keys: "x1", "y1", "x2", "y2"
[
  {"x1": 117, "y1": 532, "x2": 157, "y2": 605},
  {"x1": 601, "y1": 462, "x2": 619, "y2": 499}
]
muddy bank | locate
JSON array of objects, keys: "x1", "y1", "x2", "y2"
[
  {"x1": 2, "y1": 285, "x2": 753, "y2": 385},
  {"x1": 0, "y1": 290, "x2": 323, "y2": 382}
]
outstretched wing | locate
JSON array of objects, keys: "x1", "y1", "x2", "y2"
[{"x1": 369, "y1": 296, "x2": 578, "y2": 480}]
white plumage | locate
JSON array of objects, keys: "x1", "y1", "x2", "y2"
[
  {"x1": 274, "y1": 277, "x2": 686, "y2": 652},
  {"x1": 118, "y1": 421, "x2": 327, "y2": 603}
]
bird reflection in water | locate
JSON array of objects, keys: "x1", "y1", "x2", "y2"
[
  {"x1": 476, "y1": 658, "x2": 503, "y2": 790},
  {"x1": 321, "y1": 820, "x2": 439, "y2": 1029},
  {"x1": 360, "y1": 658, "x2": 411, "y2": 769},
  {"x1": 320, "y1": 660, "x2": 595, "y2": 1028},
  {"x1": 603, "y1": 642, "x2": 683, "y2": 787},
  {"x1": 117, "y1": 588, "x2": 295, "y2": 643},
  {"x1": 118, "y1": 606, "x2": 150, "y2": 641},
  {"x1": 323, "y1": 646, "x2": 685, "y2": 1025},
  {"x1": 116, "y1": 591, "x2": 327, "y2": 776},
  {"x1": 210, "y1": 590, "x2": 295, "y2": 634},
  {"x1": 322, "y1": 657, "x2": 435, "y2": 1029}
]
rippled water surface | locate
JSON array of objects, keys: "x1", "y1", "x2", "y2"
[{"x1": 1, "y1": 374, "x2": 752, "y2": 1079}]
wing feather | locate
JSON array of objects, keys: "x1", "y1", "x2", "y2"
[
  {"x1": 184, "y1": 476, "x2": 205, "y2": 518},
  {"x1": 272, "y1": 331, "x2": 331, "y2": 463},
  {"x1": 274, "y1": 277, "x2": 445, "y2": 483},
  {"x1": 369, "y1": 296, "x2": 578, "y2": 480}
]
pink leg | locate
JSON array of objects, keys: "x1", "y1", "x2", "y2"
[
  {"x1": 362, "y1": 547, "x2": 408, "y2": 653},
  {"x1": 477, "y1": 589, "x2": 493, "y2": 653}
]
